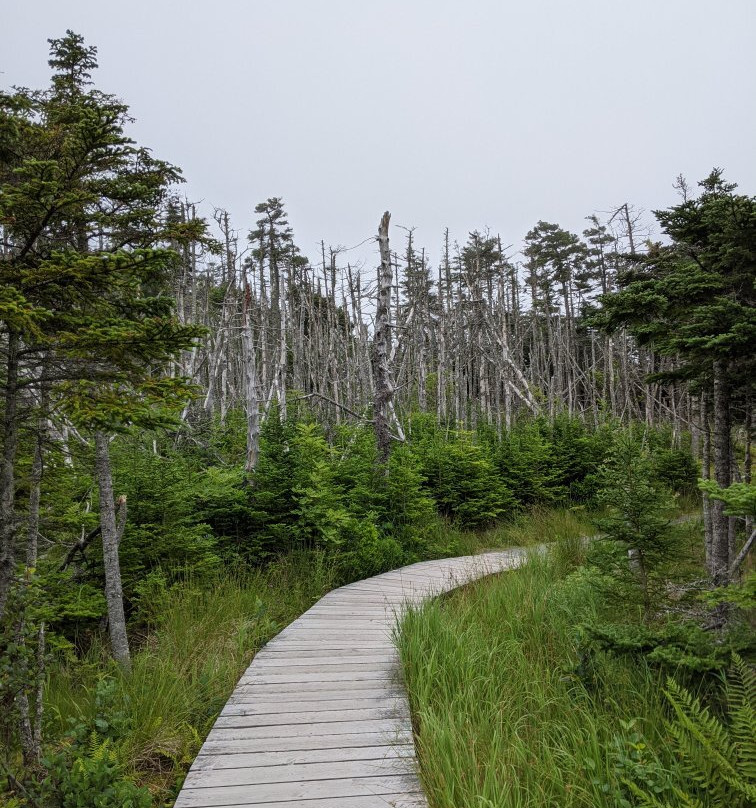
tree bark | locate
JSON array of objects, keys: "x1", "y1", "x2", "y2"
[
  {"x1": 711, "y1": 360, "x2": 732, "y2": 585},
  {"x1": 730, "y1": 529, "x2": 755, "y2": 579},
  {"x1": 94, "y1": 431, "x2": 131, "y2": 671},
  {"x1": 373, "y1": 212, "x2": 394, "y2": 465},
  {"x1": 26, "y1": 416, "x2": 44, "y2": 569},
  {"x1": 745, "y1": 399, "x2": 753, "y2": 540},
  {"x1": 242, "y1": 280, "x2": 261, "y2": 474},
  {"x1": 0, "y1": 331, "x2": 20, "y2": 622},
  {"x1": 700, "y1": 393, "x2": 714, "y2": 568}
]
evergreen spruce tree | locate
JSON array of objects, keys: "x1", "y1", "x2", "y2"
[
  {"x1": 596, "y1": 170, "x2": 756, "y2": 584},
  {"x1": 596, "y1": 432, "x2": 676, "y2": 617},
  {"x1": 0, "y1": 31, "x2": 202, "y2": 662}
]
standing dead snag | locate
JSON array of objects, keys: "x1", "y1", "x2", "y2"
[
  {"x1": 242, "y1": 278, "x2": 261, "y2": 474},
  {"x1": 373, "y1": 211, "x2": 395, "y2": 466},
  {"x1": 94, "y1": 432, "x2": 131, "y2": 672}
]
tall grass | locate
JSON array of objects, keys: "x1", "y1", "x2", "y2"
[
  {"x1": 397, "y1": 542, "x2": 671, "y2": 808},
  {"x1": 44, "y1": 552, "x2": 337, "y2": 799},
  {"x1": 466, "y1": 504, "x2": 596, "y2": 552}
]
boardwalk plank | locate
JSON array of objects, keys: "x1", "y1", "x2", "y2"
[
  {"x1": 199, "y1": 731, "x2": 414, "y2": 755},
  {"x1": 221, "y1": 698, "x2": 404, "y2": 716},
  {"x1": 214, "y1": 707, "x2": 407, "y2": 728},
  {"x1": 191, "y1": 745, "x2": 415, "y2": 770},
  {"x1": 251, "y1": 654, "x2": 396, "y2": 668},
  {"x1": 174, "y1": 774, "x2": 422, "y2": 806},
  {"x1": 183, "y1": 757, "x2": 417, "y2": 788},
  {"x1": 177, "y1": 793, "x2": 424, "y2": 808},
  {"x1": 227, "y1": 690, "x2": 404, "y2": 707},
  {"x1": 209, "y1": 717, "x2": 407, "y2": 740}
]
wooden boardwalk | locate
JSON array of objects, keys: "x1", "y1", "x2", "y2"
[{"x1": 175, "y1": 549, "x2": 526, "y2": 808}]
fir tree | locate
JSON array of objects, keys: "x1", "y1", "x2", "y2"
[
  {"x1": 0, "y1": 31, "x2": 203, "y2": 659},
  {"x1": 596, "y1": 170, "x2": 756, "y2": 584}
]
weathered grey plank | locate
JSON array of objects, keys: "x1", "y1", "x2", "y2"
[
  {"x1": 240, "y1": 662, "x2": 396, "y2": 676},
  {"x1": 175, "y1": 551, "x2": 524, "y2": 807},
  {"x1": 199, "y1": 731, "x2": 414, "y2": 755},
  {"x1": 183, "y1": 757, "x2": 417, "y2": 788},
  {"x1": 223, "y1": 694, "x2": 407, "y2": 711},
  {"x1": 221, "y1": 698, "x2": 404, "y2": 717},
  {"x1": 232, "y1": 679, "x2": 401, "y2": 695},
  {"x1": 214, "y1": 707, "x2": 407, "y2": 728},
  {"x1": 174, "y1": 774, "x2": 422, "y2": 806},
  {"x1": 192, "y1": 745, "x2": 414, "y2": 770},
  {"x1": 177, "y1": 795, "x2": 425, "y2": 808},
  {"x1": 208, "y1": 717, "x2": 406, "y2": 740},
  {"x1": 237, "y1": 672, "x2": 396, "y2": 685},
  {"x1": 253, "y1": 649, "x2": 394, "y2": 661},
  {"x1": 260, "y1": 641, "x2": 396, "y2": 651}
]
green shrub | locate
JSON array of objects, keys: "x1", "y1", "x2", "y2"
[
  {"x1": 652, "y1": 447, "x2": 699, "y2": 495},
  {"x1": 493, "y1": 420, "x2": 562, "y2": 504},
  {"x1": 582, "y1": 619, "x2": 735, "y2": 674},
  {"x1": 594, "y1": 432, "x2": 678, "y2": 617},
  {"x1": 41, "y1": 737, "x2": 152, "y2": 808},
  {"x1": 413, "y1": 429, "x2": 514, "y2": 527},
  {"x1": 338, "y1": 526, "x2": 404, "y2": 580}
]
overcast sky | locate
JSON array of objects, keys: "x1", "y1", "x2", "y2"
[{"x1": 5, "y1": 0, "x2": 755, "y2": 269}]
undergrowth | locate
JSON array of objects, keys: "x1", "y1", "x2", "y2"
[{"x1": 40, "y1": 552, "x2": 337, "y2": 803}]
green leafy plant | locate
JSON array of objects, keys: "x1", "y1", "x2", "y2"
[
  {"x1": 41, "y1": 736, "x2": 152, "y2": 808},
  {"x1": 606, "y1": 718, "x2": 682, "y2": 808},
  {"x1": 626, "y1": 654, "x2": 756, "y2": 808}
]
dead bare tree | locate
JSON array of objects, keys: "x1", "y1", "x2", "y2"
[{"x1": 373, "y1": 212, "x2": 395, "y2": 465}]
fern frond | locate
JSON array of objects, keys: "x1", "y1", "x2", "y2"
[
  {"x1": 624, "y1": 778, "x2": 703, "y2": 808},
  {"x1": 730, "y1": 653, "x2": 755, "y2": 708},
  {"x1": 728, "y1": 653, "x2": 756, "y2": 781},
  {"x1": 665, "y1": 678, "x2": 738, "y2": 776},
  {"x1": 721, "y1": 772, "x2": 756, "y2": 802}
]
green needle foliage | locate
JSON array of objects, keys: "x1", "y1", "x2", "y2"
[
  {"x1": 594, "y1": 170, "x2": 756, "y2": 392},
  {"x1": 594, "y1": 432, "x2": 677, "y2": 618},
  {"x1": 0, "y1": 31, "x2": 205, "y2": 434}
]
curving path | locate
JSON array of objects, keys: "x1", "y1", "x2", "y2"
[{"x1": 175, "y1": 548, "x2": 527, "y2": 808}]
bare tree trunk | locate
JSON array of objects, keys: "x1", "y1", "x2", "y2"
[
  {"x1": 711, "y1": 360, "x2": 732, "y2": 585},
  {"x1": 373, "y1": 212, "x2": 394, "y2": 465},
  {"x1": 700, "y1": 394, "x2": 714, "y2": 568},
  {"x1": 276, "y1": 263, "x2": 288, "y2": 421},
  {"x1": 745, "y1": 399, "x2": 753, "y2": 540},
  {"x1": 94, "y1": 432, "x2": 131, "y2": 671},
  {"x1": 17, "y1": 620, "x2": 45, "y2": 768},
  {"x1": 730, "y1": 529, "x2": 755, "y2": 578},
  {"x1": 26, "y1": 402, "x2": 46, "y2": 569},
  {"x1": 437, "y1": 263, "x2": 447, "y2": 424},
  {"x1": 0, "y1": 331, "x2": 20, "y2": 623},
  {"x1": 242, "y1": 280, "x2": 261, "y2": 474}
]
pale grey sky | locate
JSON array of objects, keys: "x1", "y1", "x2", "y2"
[{"x1": 5, "y1": 0, "x2": 755, "y2": 267}]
